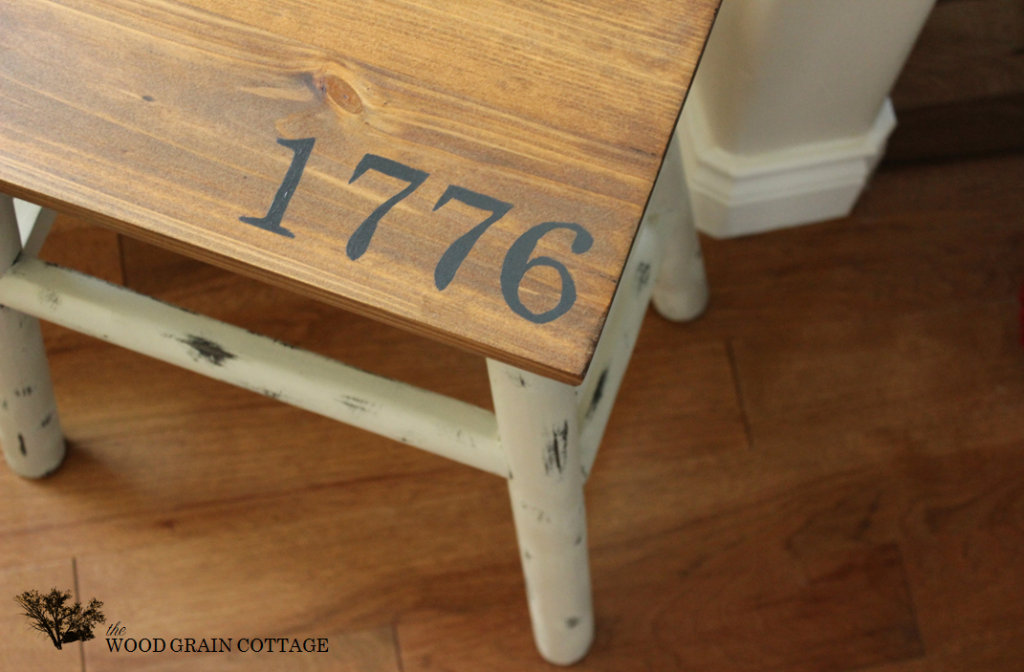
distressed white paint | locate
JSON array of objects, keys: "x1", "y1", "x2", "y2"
[
  {"x1": 0, "y1": 194, "x2": 65, "y2": 477},
  {"x1": 578, "y1": 202, "x2": 662, "y2": 474},
  {"x1": 651, "y1": 133, "x2": 709, "y2": 322},
  {"x1": 13, "y1": 198, "x2": 57, "y2": 255},
  {"x1": 578, "y1": 132, "x2": 708, "y2": 474},
  {"x1": 0, "y1": 256, "x2": 506, "y2": 477},
  {"x1": 13, "y1": 198, "x2": 41, "y2": 246},
  {"x1": 680, "y1": 0, "x2": 935, "y2": 237},
  {"x1": 488, "y1": 360, "x2": 593, "y2": 665}
]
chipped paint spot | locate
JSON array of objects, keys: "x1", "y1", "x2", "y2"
[
  {"x1": 18, "y1": 433, "x2": 26, "y2": 456},
  {"x1": 566, "y1": 617, "x2": 580, "y2": 629},
  {"x1": 261, "y1": 389, "x2": 283, "y2": 400},
  {"x1": 177, "y1": 335, "x2": 236, "y2": 366},
  {"x1": 585, "y1": 368, "x2": 609, "y2": 419},
  {"x1": 543, "y1": 421, "x2": 569, "y2": 477}
]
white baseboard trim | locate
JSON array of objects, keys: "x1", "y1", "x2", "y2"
[{"x1": 678, "y1": 95, "x2": 896, "y2": 239}]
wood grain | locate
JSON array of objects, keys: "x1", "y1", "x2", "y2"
[{"x1": 0, "y1": 0, "x2": 720, "y2": 383}]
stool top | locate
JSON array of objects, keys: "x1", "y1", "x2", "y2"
[{"x1": 0, "y1": 0, "x2": 718, "y2": 383}]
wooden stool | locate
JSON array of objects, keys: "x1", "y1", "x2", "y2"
[{"x1": 0, "y1": 0, "x2": 718, "y2": 663}]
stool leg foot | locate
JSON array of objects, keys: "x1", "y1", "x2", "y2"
[
  {"x1": 488, "y1": 359, "x2": 593, "y2": 665},
  {"x1": 650, "y1": 134, "x2": 709, "y2": 322},
  {"x1": 0, "y1": 309, "x2": 66, "y2": 478},
  {"x1": 0, "y1": 194, "x2": 65, "y2": 478}
]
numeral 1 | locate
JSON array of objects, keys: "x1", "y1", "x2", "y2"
[{"x1": 240, "y1": 137, "x2": 316, "y2": 238}]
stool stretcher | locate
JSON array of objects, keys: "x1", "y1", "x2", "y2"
[{"x1": 0, "y1": 254, "x2": 508, "y2": 477}]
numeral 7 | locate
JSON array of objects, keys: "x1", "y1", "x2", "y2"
[
  {"x1": 346, "y1": 154, "x2": 429, "y2": 260},
  {"x1": 432, "y1": 186, "x2": 512, "y2": 290}
]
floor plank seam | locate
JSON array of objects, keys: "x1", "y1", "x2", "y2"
[
  {"x1": 726, "y1": 337, "x2": 755, "y2": 450},
  {"x1": 391, "y1": 621, "x2": 406, "y2": 672}
]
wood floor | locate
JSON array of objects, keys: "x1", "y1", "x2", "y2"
[{"x1": 2, "y1": 149, "x2": 1023, "y2": 671}]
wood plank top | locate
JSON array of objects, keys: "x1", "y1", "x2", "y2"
[{"x1": 0, "y1": 0, "x2": 719, "y2": 383}]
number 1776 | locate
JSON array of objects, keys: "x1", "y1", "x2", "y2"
[{"x1": 241, "y1": 138, "x2": 593, "y2": 324}]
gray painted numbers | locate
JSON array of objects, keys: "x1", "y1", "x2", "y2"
[
  {"x1": 240, "y1": 137, "x2": 316, "y2": 238},
  {"x1": 241, "y1": 141, "x2": 592, "y2": 324}
]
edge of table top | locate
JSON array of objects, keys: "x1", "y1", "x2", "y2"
[{"x1": 0, "y1": 0, "x2": 720, "y2": 383}]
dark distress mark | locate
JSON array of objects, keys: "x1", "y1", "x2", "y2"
[
  {"x1": 501, "y1": 222, "x2": 593, "y2": 324},
  {"x1": 178, "y1": 335, "x2": 236, "y2": 366},
  {"x1": 240, "y1": 137, "x2": 316, "y2": 238},
  {"x1": 432, "y1": 186, "x2": 513, "y2": 290},
  {"x1": 41, "y1": 413, "x2": 53, "y2": 428},
  {"x1": 543, "y1": 421, "x2": 569, "y2": 476},
  {"x1": 18, "y1": 433, "x2": 26, "y2": 456},
  {"x1": 636, "y1": 261, "x2": 652, "y2": 292},
  {"x1": 585, "y1": 368, "x2": 609, "y2": 420},
  {"x1": 566, "y1": 617, "x2": 580, "y2": 629},
  {"x1": 574, "y1": 533, "x2": 583, "y2": 546},
  {"x1": 340, "y1": 395, "x2": 371, "y2": 412},
  {"x1": 346, "y1": 154, "x2": 429, "y2": 260},
  {"x1": 14, "y1": 386, "x2": 32, "y2": 398},
  {"x1": 142, "y1": 95, "x2": 154, "y2": 102}
]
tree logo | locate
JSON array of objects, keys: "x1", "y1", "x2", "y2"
[{"x1": 14, "y1": 588, "x2": 106, "y2": 650}]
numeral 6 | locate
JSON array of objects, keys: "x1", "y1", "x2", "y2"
[{"x1": 500, "y1": 222, "x2": 594, "y2": 324}]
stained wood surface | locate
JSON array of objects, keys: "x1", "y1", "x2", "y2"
[
  {"x1": 1, "y1": 151, "x2": 1022, "y2": 671},
  {"x1": 0, "y1": 0, "x2": 720, "y2": 383}
]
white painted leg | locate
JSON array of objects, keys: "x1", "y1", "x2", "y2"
[
  {"x1": 651, "y1": 134, "x2": 709, "y2": 322},
  {"x1": 578, "y1": 213, "x2": 663, "y2": 475},
  {"x1": 0, "y1": 194, "x2": 65, "y2": 477},
  {"x1": 488, "y1": 360, "x2": 592, "y2": 665}
]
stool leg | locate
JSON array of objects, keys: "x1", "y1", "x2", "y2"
[
  {"x1": 0, "y1": 194, "x2": 65, "y2": 477},
  {"x1": 488, "y1": 359, "x2": 592, "y2": 665},
  {"x1": 651, "y1": 133, "x2": 709, "y2": 322}
]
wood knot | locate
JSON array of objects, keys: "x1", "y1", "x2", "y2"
[{"x1": 318, "y1": 73, "x2": 363, "y2": 114}]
